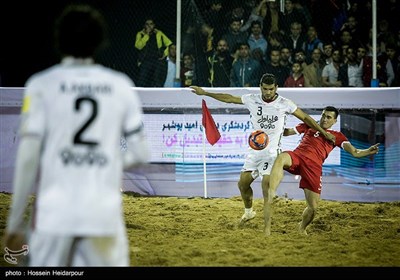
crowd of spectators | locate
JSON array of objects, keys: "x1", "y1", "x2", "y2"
[{"x1": 134, "y1": 0, "x2": 400, "y2": 88}]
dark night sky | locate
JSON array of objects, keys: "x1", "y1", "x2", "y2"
[{"x1": 0, "y1": 0, "x2": 181, "y2": 87}]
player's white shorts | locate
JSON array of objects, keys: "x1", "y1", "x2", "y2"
[
  {"x1": 241, "y1": 148, "x2": 279, "y2": 178},
  {"x1": 28, "y1": 229, "x2": 129, "y2": 267}
]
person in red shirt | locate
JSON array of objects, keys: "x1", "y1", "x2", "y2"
[
  {"x1": 284, "y1": 62, "x2": 305, "y2": 87},
  {"x1": 265, "y1": 106, "x2": 380, "y2": 236}
]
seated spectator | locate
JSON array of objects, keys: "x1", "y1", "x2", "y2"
[
  {"x1": 338, "y1": 46, "x2": 364, "y2": 87},
  {"x1": 303, "y1": 47, "x2": 324, "y2": 87},
  {"x1": 280, "y1": 47, "x2": 293, "y2": 68},
  {"x1": 284, "y1": 61, "x2": 305, "y2": 87},
  {"x1": 322, "y1": 42, "x2": 334, "y2": 65},
  {"x1": 385, "y1": 43, "x2": 399, "y2": 86},
  {"x1": 321, "y1": 49, "x2": 342, "y2": 87}
]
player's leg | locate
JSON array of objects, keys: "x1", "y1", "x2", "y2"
[
  {"x1": 299, "y1": 189, "x2": 320, "y2": 235},
  {"x1": 298, "y1": 160, "x2": 322, "y2": 235},
  {"x1": 28, "y1": 231, "x2": 74, "y2": 266},
  {"x1": 73, "y1": 229, "x2": 129, "y2": 266},
  {"x1": 263, "y1": 152, "x2": 293, "y2": 235},
  {"x1": 238, "y1": 171, "x2": 255, "y2": 208},
  {"x1": 269, "y1": 152, "x2": 292, "y2": 197},
  {"x1": 238, "y1": 171, "x2": 256, "y2": 224},
  {"x1": 261, "y1": 174, "x2": 273, "y2": 235}
]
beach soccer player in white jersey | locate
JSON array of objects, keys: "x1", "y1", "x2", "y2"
[
  {"x1": 190, "y1": 73, "x2": 335, "y2": 235},
  {"x1": 3, "y1": 4, "x2": 150, "y2": 266}
]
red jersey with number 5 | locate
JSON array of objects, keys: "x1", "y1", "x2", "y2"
[{"x1": 293, "y1": 123, "x2": 349, "y2": 165}]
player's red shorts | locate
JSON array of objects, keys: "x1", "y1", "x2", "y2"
[{"x1": 284, "y1": 151, "x2": 322, "y2": 194}]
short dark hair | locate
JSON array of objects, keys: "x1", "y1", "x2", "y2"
[
  {"x1": 55, "y1": 4, "x2": 107, "y2": 58},
  {"x1": 324, "y1": 106, "x2": 339, "y2": 119},
  {"x1": 260, "y1": 73, "x2": 277, "y2": 85}
]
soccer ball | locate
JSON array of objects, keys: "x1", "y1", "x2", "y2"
[{"x1": 248, "y1": 130, "x2": 269, "y2": 150}]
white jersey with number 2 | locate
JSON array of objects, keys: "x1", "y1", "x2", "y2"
[{"x1": 20, "y1": 57, "x2": 144, "y2": 235}]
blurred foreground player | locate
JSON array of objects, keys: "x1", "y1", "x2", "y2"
[{"x1": 3, "y1": 4, "x2": 149, "y2": 266}]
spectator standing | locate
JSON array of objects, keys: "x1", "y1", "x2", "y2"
[
  {"x1": 203, "y1": 0, "x2": 225, "y2": 44},
  {"x1": 262, "y1": 0, "x2": 283, "y2": 37},
  {"x1": 265, "y1": 48, "x2": 291, "y2": 87},
  {"x1": 180, "y1": 52, "x2": 195, "y2": 87},
  {"x1": 281, "y1": 0, "x2": 308, "y2": 36},
  {"x1": 154, "y1": 44, "x2": 177, "y2": 87},
  {"x1": 3, "y1": 4, "x2": 149, "y2": 266},
  {"x1": 248, "y1": 20, "x2": 268, "y2": 61},
  {"x1": 339, "y1": 15, "x2": 365, "y2": 48},
  {"x1": 222, "y1": 18, "x2": 249, "y2": 56},
  {"x1": 230, "y1": 42, "x2": 261, "y2": 87},
  {"x1": 208, "y1": 39, "x2": 234, "y2": 87},
  {"x1": 240, "y1": 0, "x2": 268, "y2": 33},
  {"x1": 362, "y1": 43, "x2": 389, "y2": 87},
  {"x1": 304, "y1": 26, "x2": 324, "y2": 65},
  {"x1": 192, "y1": 23, "x2": 215, "y2": 87},
  {"x1": 283, "y1": 21, "x2": 307, "y2": 61},
  {"x1": 134, "y1": 18, "x2": 172, "y2": 87}
]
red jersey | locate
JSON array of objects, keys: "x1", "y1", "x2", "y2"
[{"x1": 293, "y1": 123, "x2": 349, "y2": 165}]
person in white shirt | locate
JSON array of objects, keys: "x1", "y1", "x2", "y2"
[
  {"x1": 3, "y1": 4, "x2": 150, "y2": 266},
  {"x1": 190, "y1": 73, "x2": 335, "y2": 235}
]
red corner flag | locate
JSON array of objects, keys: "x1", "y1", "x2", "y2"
[{"x1": 202, "y1": 99, "x2": 221, "y2": 145}]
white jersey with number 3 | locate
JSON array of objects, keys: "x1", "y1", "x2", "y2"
[
  {"x1": 241, "y1": 93, "x2": 297, "y2": 154},
  {"x1": 20, "y1": 57, "x2": 144, "y2": 235}
]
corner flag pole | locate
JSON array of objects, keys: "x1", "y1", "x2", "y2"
[
  {"x1": 202, "y1": 128, "x2": 208, "y2": 198},
  {"x1": 201, "y1": 99, "x2": 221, "y2": 199}
]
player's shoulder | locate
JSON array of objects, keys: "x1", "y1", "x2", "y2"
[
  {"x1": 241, "y1": 93, "x2": 260, "y2": 103},
  {"x1": 328, "y1": 129, "x2": 343, "y2": 135},
  {"x1": 24, "y1": 64, "x2": 61, "y2": 89},
  {"x1": 277, "y1": 94, "x2": 296, "y2": 104},
  {"x1": 94, "y1": 64, "x2": 134, "y2": 86}
]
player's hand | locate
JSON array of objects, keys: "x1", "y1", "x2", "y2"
[
  {"x1": 190, "y1": 86, "x2": 206, "y2": 96},
  {"x1": 3, "y1": 232, "x2": 26, "y2": 251},
  {"x1": 368, "y1": 143, "x2": 380, "y2": 154}
]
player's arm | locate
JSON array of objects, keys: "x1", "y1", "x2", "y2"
[
  {"x1": 123, "y1": 123, "x2": 150, "y2": 170},
  {"x1": 190, "y1": 86, "x2": 243, "y2": 104},
  {"x1": 343, "y1": 142, "x2": 380, "y2": 158},
  {"x1": 292, "y1": 108, "x2": 336, "y2": 144},
  {"x1": 4, "y1": 136, "x2": 41, "y2": 250}
]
